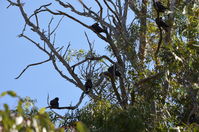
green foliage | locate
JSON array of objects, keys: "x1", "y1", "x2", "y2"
[
  {"x1": 0, "y1": 91, "x2": 64, "y2": 132},
  {"x1": 76, "y1": 100, "x2": 145, "y2": 132},
  {"x1": 1, "y1": 91, "x2": 17, "y2": 97},
  {"x1": 75, "y1": 121, "x2": 90, "y2": 132}
]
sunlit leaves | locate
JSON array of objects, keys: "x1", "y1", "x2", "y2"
[
  {"x1": 7, "y1": 91, "x2": 17, "y2": 97},
  {"x1": 0, "y1": 90, "x2": 17, "y2": 97},
  {"x1": 75, "y1": 121, "x2": 90, "y2": 132},
  {"x1": 39, "y1": 108, "x2": 46, "y2": 114},
  {"x1": 64, "y1": 49, "x2": 86, "y2": 62},
  {"x1": 0, "y1": 91, "x2": 64, "y2": 132}
]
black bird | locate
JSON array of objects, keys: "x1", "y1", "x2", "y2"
[
  {"x1": 108, "y1": 65, "x2": 121, "y2": 77},
  {"x1": 91, "y1": 23, "x2": 106, "y2": 33},
  {"x1": 155, "y1": 17, "x2": 169, "y2": 32},
  {"x1": 84, "y1": 79, "x2": 92, "y2": 94},
  {"x1": 154, "y1": 1, "x2": 168, "y2": 12},
  {"x1": 50, "y1": 97, "x2": 59, "y2": 108}
]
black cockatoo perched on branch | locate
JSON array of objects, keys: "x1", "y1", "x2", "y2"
[
  {"x1": 50, "y1": 97, "x2": 59, "y2": 108},
  {"x1": 84, "y1": 79, "x2": 92, "y2": 94},
  {"x1": 108, "y1": 65, "x2": 121, "y2": 77},
  {"x1": 155, "y1": 17, "x2": 169, "y2": 32},
  {"x1": 91, "y1": 23, "x2": 107, "y2": 34}
]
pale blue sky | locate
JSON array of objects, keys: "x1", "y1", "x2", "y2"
[{"x1": 0, "y1": 0, "x2": 108, "y2": 113}]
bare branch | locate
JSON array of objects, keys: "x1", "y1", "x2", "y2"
[
  {"x1": 95, "y1": 0, "x2": 103, "y2": 19},
  {"x1": 56, "y1": 0, "x2": 115, "y2": 32},
  {"x1": 52, "y1": 33, "x2": 56, "y2": 45},
  {"x1": 30, "y1": 3, "x2": 52, "y2": 25},
  {"x1": 51, "y1": 57, "x2": 78, "y2": 86},
  {"x1": 50, "y1": 16, "x2": 64, "y2": 35},
  {"x1": 48, "y1": 16, "x2": 54, "y2": 39},
  {"x1": 63, "y1": 43, "x2": 71, "y2": 59},
  {"x1": 71, "y1": 55, "x2": 115, "y2": 72},
  {"x1": 47, "y1": 92, "x2": 86, "y2": 110},
  {"x1": 56, "y1": 46, "x2": 64, "y2": 53},
  {"x1": 84, "y1": 32, "x2": 94, "y2": 56},
  {"x1": 45, "y1": 7, "x2": 124, "y2": 65},
  {"x1": 17, "y1": 0, "x2": 84, "y2": 88},
  {"x1": 35, "y1": 13, "x2": 40, "y2": 28},
  {"x1": 15, "y1": 58, "x2": 51, "y2": 79},
  {"x1": 7, "y1": 0, "x2": 20, "y2": 8},
  {"x1": 14, "y1": 1, "x2": 100, "y2": 101},
  {"x1": 34, "y1": 3, "x2": 52, "y2": 13},
  {"x1": 45, "y1": 8, "x2": 90, "y2": 30},
  {"x1": 19, "y1": 34, "x2": 50, "y2": 55},
  {"x1": 103, "y1": 0, "x2": 122, "y2": 26},
  {"x1": 78, "y1": 0, "x2": 99, "y2": 18},
  {"x1": 46, "y1": 8, "x2": 109, "y2": 43},
  {"x1": 56, "y1": 0, "x2": 91, "y2": 17}
]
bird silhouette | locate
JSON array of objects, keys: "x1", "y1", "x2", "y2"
[
  {"x1": 155, "y1": 17, "x2": 169, "y2": 32},
  {"x1": 84, "y1": 79, "x2": 92, "y2": 94},
  {"x1": 108, "y1": 65, "x2": 121, "y2": 77},
  {"x1": 91, "y1": 23, "x2": 107, "y2": 33},
  {"x1": 50, "y1": 97, "x2": 59, "y2": 108}
]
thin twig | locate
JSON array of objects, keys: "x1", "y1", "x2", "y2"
[
  {"x1": 63, "y1": 43, "x2": 71, "y2": 58},
  {"x1": 84, "y1": 32, "x2": 94, "y2": 56},
  {"x1": 50, "y1": 16, "x2": 64, "y2": 35},
  {"x1": 71, "y1": 55, "x2": 115, "y2": 71},
  {"x1": 48, "y1": 17, "x2": 54, "y2": 39},
  {"x1": 7, "y1": 0, "x2": 20, "y2": 8},
  {"x1": 103, "y1": 0, "x2": 122, "y2": 27},
  {"x1": 34, "y1": 13, "x2": 39, "y2": 28},
  {"x1": 95, "y1": 0, "x2": 103, "y2": 19}
]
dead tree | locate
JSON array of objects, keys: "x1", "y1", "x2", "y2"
[{"x1": 6, "y1": 0, "x2": 171, "y2": 110}]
